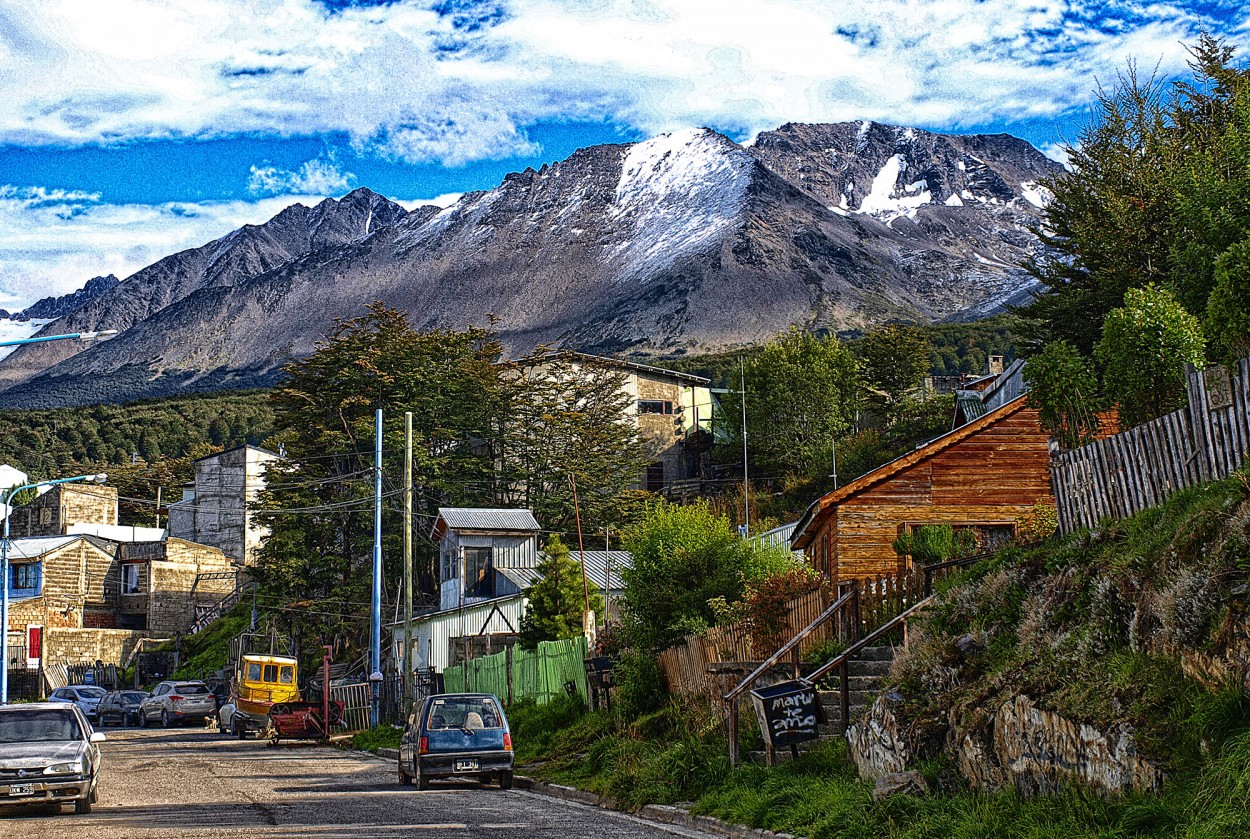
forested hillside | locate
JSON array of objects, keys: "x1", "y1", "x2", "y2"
[{"x1": 0, "y1": 390, "x2": 274, "y2": 479}]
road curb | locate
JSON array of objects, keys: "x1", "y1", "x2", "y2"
[
  {"x1": 377, "y1": 747, "x2": 400, "y2": 760},
  {"x1": 514, "y1": 775, "x2": 796, "y2": 839}
]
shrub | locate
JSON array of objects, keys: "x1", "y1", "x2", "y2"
[
  {"x1": 616, "y1": 649, "x2": 667, "y2": 717},
  {"x1": 1023, "y1": 339, "x2": 1104, "y2": 449}
]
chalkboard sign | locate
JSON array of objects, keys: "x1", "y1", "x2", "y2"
[{"x1": 749, "y1": 679, "x2": 823, "y2": 749}]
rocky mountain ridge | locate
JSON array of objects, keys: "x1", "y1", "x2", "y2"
[{"x1": 0, "y1": 121, "x2": 1062, "y2": 409}]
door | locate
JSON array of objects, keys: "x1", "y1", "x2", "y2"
[{"x1": 26, "y1": 625, "x2": 41, "y2": 670}]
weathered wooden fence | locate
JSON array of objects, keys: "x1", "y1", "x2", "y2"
[{"x1": 1052, "y1": 359, "x2": 1250, "y2": 533}]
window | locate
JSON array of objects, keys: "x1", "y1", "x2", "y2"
[
  {"x1": 12, "y1": 564, "x2": 38, "y2": 591},
  {"x1": 262, "y1": 665, "x2": 278, "y2": 683},
  {"x1": 440, "y1": 551, "x2": 457, "y2": 584},
  {"x1": 645, "y1": 462, "x2": 665, "y2": 492},
  {"x1": 464, "y1": 547, "x2": 494, "y2": 599},
  {"x1": 279, "y1": 667, "x2": 294, "y2": 685},
  {"x1": 246, "y1": 663, "x2": 262, "y2": 682},
  {"x1": 638, "y1": 400, "x2": 674, "y2": 415},
  {"x1": 122, "y1": 564, "x2": 141, "y2": 594},
  {"x1": 426, "y1": 696, "x2": 503, "y2": 730}
]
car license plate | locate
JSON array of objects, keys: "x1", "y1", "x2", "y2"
[
  {"x1": 7, "y1": 784, "x2": 35, "y2": 797},
  {"x1": 453, "y1": 759, "x2": 479, "y2": 772}
]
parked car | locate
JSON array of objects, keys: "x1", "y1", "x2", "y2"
[
  {"x1": 138, "y1": 680, "x2": 216, "y2": 728},
  {"x1": 97, "y1": 690, "x2": 149, "y2": 726},
  {"x1": 0, "y1": 702, "x2": 105, "y2": 814},
  {"x1": 399, "y1": 693, "x2": 513, "y2": 790},
  {"x1": 46, "y1": 685, "x2": 107, "y2": 722}
]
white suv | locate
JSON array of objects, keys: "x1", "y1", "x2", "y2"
[
  {"x1": 138, "y1": 681, "x2": 216, "y2": 728},
  {"x1": 47, "y1": 685, "x2": 107, "y2": 722}
]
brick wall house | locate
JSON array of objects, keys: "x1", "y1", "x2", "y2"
[
  {"x1": 9, "y1": 484, "x2": 118, "y2": 538},
  {"x1": 116, "y1": 538, "x2": 237, "y2": 632}
]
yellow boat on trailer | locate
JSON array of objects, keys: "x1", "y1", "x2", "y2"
[{"x1": 230, "y1": 653, "x2": 299, "y2": 737}]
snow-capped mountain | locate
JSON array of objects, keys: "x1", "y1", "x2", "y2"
[{"x1": 0, "y1": 121, "x2": 1062, "y2": 409}]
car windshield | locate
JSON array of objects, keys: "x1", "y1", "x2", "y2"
[
  {"x1": 426, "y1": 697, "x2": 502, "y2": 730},
  {"x1": 75, "y1": 687, "x2": 107, "y2": 699},
  {"x1": 121, "y1": 693, "x2": 145, "y2": 704},
  {"x1": 176, "y1": 684, "x2": 209, "y2": 695},
  {"x1": 0, "y1": 709, "x2": 83, "y2": 743}
]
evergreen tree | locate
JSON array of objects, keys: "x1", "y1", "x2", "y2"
[{"x1": 518, "y1": 535, "x2": 604, "y2": 650}]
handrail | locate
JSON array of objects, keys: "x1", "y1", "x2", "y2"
[
  {"x1": 803, "y1": 595, "x2": 932, "y2": 685},
  {"x1": 723, "y1": 587, "x2": 855, "y2": 702}
]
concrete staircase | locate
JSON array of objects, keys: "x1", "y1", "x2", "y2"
[{"x1": 747, "y1": 645, "x2": 895, "y2": 765}]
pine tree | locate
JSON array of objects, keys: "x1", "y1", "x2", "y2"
[{"x1": 518, "y1": 535, "x2": 604, "y2": 650}]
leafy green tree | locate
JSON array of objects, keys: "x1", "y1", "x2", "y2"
[
  {"x1": 1020, "y1": 65, "x2": 1176, "y2": 354},
  {"x1": 1095, "y1": 284, "x2": 1206, "y2": 427},
  {"x1": 498, "y1": 353, "x2": 646, "y2": 536},
  {"x1": 1208, "y1": 237, "x2": 1250, "y2": 362},
  {"x1": 857, "y1": 323, "x2": 932, "y2": 404},
  {"x1": 720, "y1": 329, "x2": 859, "y2": 480},
  {"x1": 518, "y1": 535, "x2": 605, "y2": 650},
  {"x1": 1023, "y1": 340, "x2": 1105, "y2": 450}
]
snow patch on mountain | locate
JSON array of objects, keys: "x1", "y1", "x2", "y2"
[
  {"x1": 607, "y1": 128, "x2": 753, "y2": 283},
  {"x1": 1019, "y1": 181, "x2": 1053, "y2": 208},
  {"x1": 858, "y1": 154, "x2": 932, "y2": 218}
]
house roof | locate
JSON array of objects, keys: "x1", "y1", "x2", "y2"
[
  {"x1": 574, "y1": 550, "x2": 633, "y2": 587},
  {"x1": 434, "y1": 508, "x2": 541, "y2": 536},
  {"x1": 192, "y1": 443, "x2": 282, "y2": 464},
  {"x1": 515, "y1": 350, "x2": 711, "y2": 385},
  {"x1": 4, "y1": 535, "x2": 83, "y2": 560},
  {"x1": 792, "y1": 394, "x2": 1032, "y2": 550},
  {"x1": 497, "y1": 567, "x2": 543, "y2": 591}
]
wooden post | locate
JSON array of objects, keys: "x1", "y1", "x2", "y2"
[{"x1": 728, "y1": 698, "x2": 740, "y2": 766}]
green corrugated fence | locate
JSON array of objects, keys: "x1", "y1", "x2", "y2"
[{"x1": 440, "y1": 636, "x2": 588, "y2": 706}]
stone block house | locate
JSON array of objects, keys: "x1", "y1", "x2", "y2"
[
  {"x1": 167, "y1": 444, "x2": 281, "y2": 565},
  {"x1": 115, "y1": 538, "x2": 237, "y2": 632},
  {"x1": 8, "y1": 484, "x2": 118, "y2": 538},
  {"x1": 4, "y1": 534, "x2": 137, "y2": 670}
]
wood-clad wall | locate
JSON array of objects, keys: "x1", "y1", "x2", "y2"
[{"x1": 810, "y1": 404, "x2": 1053, "y2": 583}]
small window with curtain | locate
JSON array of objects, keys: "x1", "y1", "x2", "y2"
[
  {"x1": 12, "y1": 563, "x2": 39, "y2": 592},
  {"x1": 122, "y1": 564, "x2": 141, "y2": 594}
]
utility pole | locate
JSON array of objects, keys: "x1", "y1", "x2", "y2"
[
  {"x1": 569, "y1": 474, "x2": 590, "y2": 614},
  {"x1": 402, "y1": 411, "x2": 414, "y2": 718},
  {"x1": 740, "y1": 356, "x2": 750, "y2": 536},
  {"x1": 370, "y1": 408, "x2": 383, "y2": 728},
  {"x1": 154, "y1": 486, "x2": 162, "y2": 529}
]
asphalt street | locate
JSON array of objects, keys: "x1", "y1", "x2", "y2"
[{"x1": 2, "y1": 726, "x2": 718, "y2": 839}]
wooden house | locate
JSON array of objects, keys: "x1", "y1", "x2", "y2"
[{"x1": 791, "y1": 394, "x2": 1054, "y2": 583}]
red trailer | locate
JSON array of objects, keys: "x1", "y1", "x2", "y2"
[{"x1": 266, "y1": 646, "x2": 343, "y2": 745}]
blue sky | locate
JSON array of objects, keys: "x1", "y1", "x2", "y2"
[{"x1": 0, "y1": 0, "x2": 1247, "y2": 309}]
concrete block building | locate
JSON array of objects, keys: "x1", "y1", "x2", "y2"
[
  {"x1": 8, "y1": 484, "x2": 118, "y2": 538},
  {"x1": 167, "y1": 444, "x2": 281, "y2": 565}
]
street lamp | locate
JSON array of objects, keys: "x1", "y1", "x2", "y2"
[
  {"x1": 0, "y1": 329, "x2": 118, "y2": 348},
  {"x1": 2, "y1": 473, "x2": 108, "y2": 704}
]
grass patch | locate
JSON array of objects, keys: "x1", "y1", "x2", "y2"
[
  {"x1": 167, "y1": 600, "x2": 251, "y2": 682},
  {"x1": 351, "y1": 725, "x2": 402, "y2": 753}
]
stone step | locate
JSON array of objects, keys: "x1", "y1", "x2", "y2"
[
  {"x1": 820, "y1": 689, "x2": 877, "y2": 705},
  {"x1": 746, "y1": 734, "x2": 843, "y2": 764},
  {"x1": 846, "y1": 659, "x2": 892, "y2": 678},
  {"x1": 814, "y1": 675, "x2": 883, "y2": 692},
  {"x1": 856, "y1": 646, "x2": 896, "y2": 662}
]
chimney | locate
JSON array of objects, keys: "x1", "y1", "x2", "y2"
[{"x1": 987, "y1": 355, "x2": 1004, "y2": 376}]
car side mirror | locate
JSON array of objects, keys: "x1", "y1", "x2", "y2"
[{"x1": 89, "y1": 731, "x2": 107, "y2": 743}]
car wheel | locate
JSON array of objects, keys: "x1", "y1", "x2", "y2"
[
  {"x1": 398, "y1": 759, "x2": 412, "y2": 786},
  {"x1": 161, "y1": 710, "x2": 171, "y2": 728},
  {"x1": 74, "y1": 796, "x2": 92, "y2": 815},
  {"x1": 235, "y1": 718, "x2": 247, "y2": 739},
  {"x1": 138, "y1": 710, "x2": 147, "y2": 728},
  {"x1": 498, "y1": 771, "x2": 513, "y2": 790},
  {"x1": 129, "y1": 712, "x2": 140, "y2": 727},
  {"x1": 416, "y1": 767, "x2": 430, "y2": 791}
]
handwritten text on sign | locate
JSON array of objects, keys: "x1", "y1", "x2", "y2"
[{"x1": 770, "y1": 690, "x2": 818, "y2": 734}]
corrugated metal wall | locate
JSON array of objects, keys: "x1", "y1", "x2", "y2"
[{"x1": 392, "y1": 596, "x2": 528, "y2": 672}]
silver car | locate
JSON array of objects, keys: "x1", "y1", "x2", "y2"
[
  {"x1": 138, "y1": 680, "x2": 216, "y2": 727},
  {"x1": 0, "y1": 702, "x2": 105, "y2": 814},
  {"x1": 47, "y1": 685, "x2": 108, "y2": 722}
]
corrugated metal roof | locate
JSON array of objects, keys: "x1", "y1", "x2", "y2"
[
  {"x1": 5, "y1": 535, "x2": 80, "y2": 559},
  {"x1": 956, "y1": 392, "x2": 988, "y2": 423},
  {"x1": 497, "y1": 567, "x2": 543, "y2": 591},
  {"x1": 574, "y1": 550, "x2": 633, "y2": 587},
  {"x1": 436, "y1": 508, "x2": 541, "y2": 532}
]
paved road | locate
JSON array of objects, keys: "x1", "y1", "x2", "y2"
[{"x1": 3, "y1": 726, "x2": 714, "y2": 839}]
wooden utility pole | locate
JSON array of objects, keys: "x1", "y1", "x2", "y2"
[
  {"x1": 154, "y1": 486, "x2": 162, "y2": 529},
  {"x1": 402, "y1": 411, "x2": 414, "y2": 717},
  {"x1": 740, "y1": 356, "x2": 750, "y2": 535}
]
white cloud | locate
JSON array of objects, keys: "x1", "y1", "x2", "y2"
[
  {"x1": 0, "y1": 0, "x2": 1242, "y2": 166},
  {"x1": 1040, "y1": 142, "x2": 1074, "y2": 168},
  {"x1": 397, "y1": 193, "x2": 463, "y2": 210},
  {"x1": 248, "y1": 154, "x2": 355, "y2": 196},
  {"x1": 0, "y1": 185, "x2": 336, "y2": 308}
]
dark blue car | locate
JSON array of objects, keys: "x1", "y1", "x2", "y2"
[{"x1": 399, "y1": 693, "x2": 513, "y2": 790}]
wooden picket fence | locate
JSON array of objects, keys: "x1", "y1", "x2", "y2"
[{"x1": 1052, "y1": 359, "x2": 1250, "y2": 533}]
